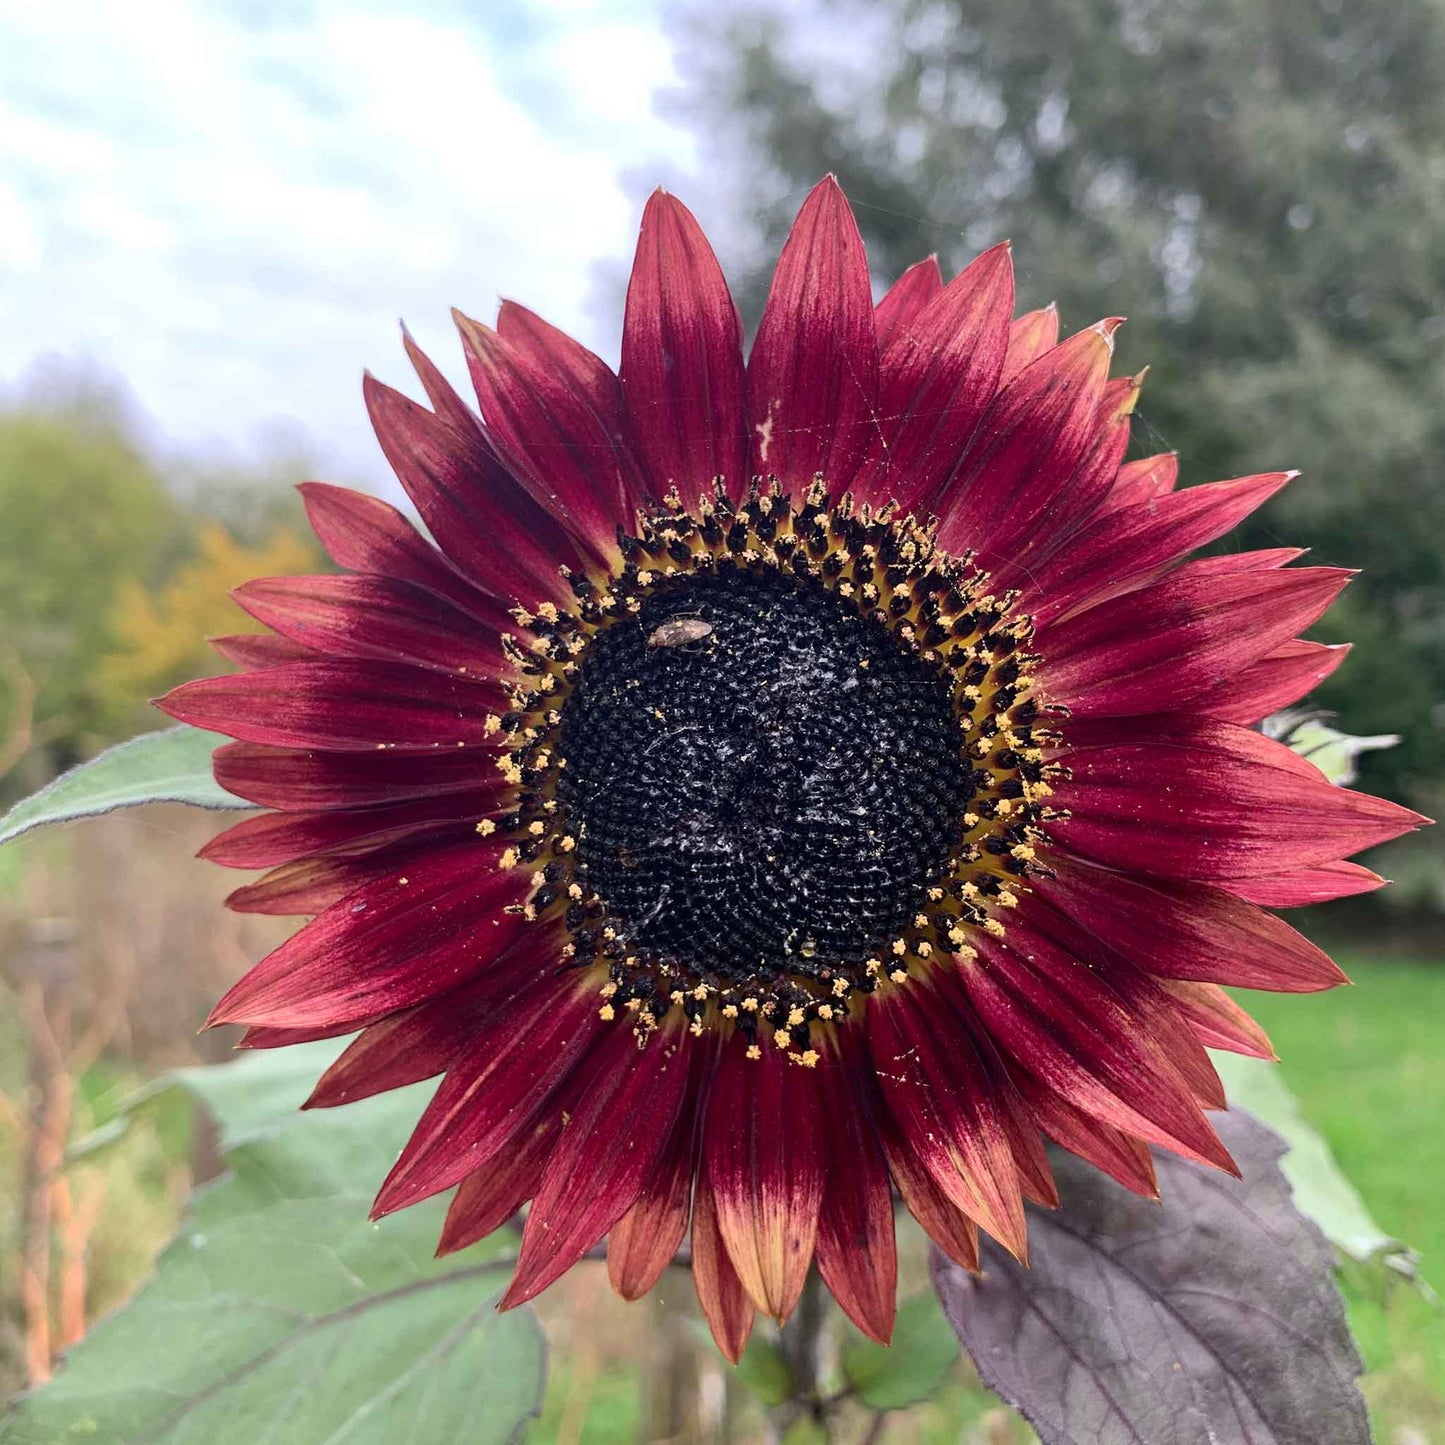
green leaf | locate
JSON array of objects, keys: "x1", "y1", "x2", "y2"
[
  {"x1": 843, "y1": 1293, "x2": 959, "y2": 1411},
  {"x1": 735, "y1": 1334, "x2": 793, "y2": 1406},
  {"x1": 1212, "y1": 1051, "x2": 1418, "y2": 1281},
  {"x1": 0, "y1": 725, "x2": 244, "y2": 848},
  {"x1": 2, "y1": 1045, "x2": 547, "y2": 1445}
]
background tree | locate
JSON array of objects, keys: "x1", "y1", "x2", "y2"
[{"x1": 672, "y1": 0, "x2": 1445, "y2": 822}]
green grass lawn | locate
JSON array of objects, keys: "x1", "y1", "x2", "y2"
[{"x1": 1242, "y1": 953, "x2": 1445, "y2": 1442}]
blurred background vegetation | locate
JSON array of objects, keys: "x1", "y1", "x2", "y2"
[{"x1": 2, "y1": 0, "x2": 1443, "y2": 1438}]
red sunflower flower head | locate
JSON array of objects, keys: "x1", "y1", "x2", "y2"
[{"x1": 159, "y1": 176, "x2": 1426, "y2": 1360}]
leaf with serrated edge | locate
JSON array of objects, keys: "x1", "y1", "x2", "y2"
[
  {"x1": 843, "y1": 1293, "x2": 959, "y2": 1411},
  {"x1": 932, "y1": 1110, "x2": 1368, "y2": 1445},
  {"x1": 1, "y1": 1044, "x2": 546, "y2": 1445},
  {"x1": 0, "y1": 725, "x2": 243, "y2": 848}
]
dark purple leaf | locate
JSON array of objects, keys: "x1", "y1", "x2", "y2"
[{"x1": 930, "y1": 1110, "x2": 1369, "y2": 1445}]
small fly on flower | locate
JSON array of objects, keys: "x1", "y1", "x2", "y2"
[{"x1": 647, "y1": 616, "x2": 715, "y2": 650}]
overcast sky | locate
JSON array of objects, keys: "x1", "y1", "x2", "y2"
[{"x1": 0, "y1": 0, "x2": 702, "y2": 491}]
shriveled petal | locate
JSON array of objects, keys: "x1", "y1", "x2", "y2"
[
  {"x1": 213, "y1": 740, "x2": 501, "y2": 813},
  {"x1": 935, "y1": 319, "x2": 1118, "y2": 567},
  {"x1": 691, "y1": 1171, "x2": 755, "y2": 1363},
  {"x1": 813, "y1": 1040, "x2": 897, "y2": 1343},
  {"x1": 867, "y1": 980, "x2": 1027, "y2": 1257},
  {"x1": 372, "y1": 973, "x2": 604, "y2": 1217},
  {"x1": 1227, "y1": 860, "x2": 1386, "y2": 907},
  {"x1": 159, "y1": 660, "x2": 506, "y2": 752},
  {"x1": 1036, "y1": 566, "x2": 1351, "y2": 718},
  {"x1": 207, "y1": 841, "x2": 526, "y2": 1029},
  {"x1": 1051, "y1": 716, "x2": 1426, "y2": 881},
  {"x1": 1199, "y1": 640, "x2": 1351, "y2": 725},
  {"x1": 746, "y1": 177, "x2": 879, "y2": 491},
  {"x1": 1162, "y1": 981, "x2": 1275, "y2": 1059},
  {"x1": 703, "y1": 1040, "x2": 825, "y2": 1321},
  {"x1": 621, "y1": 190, "x2": 747, "y2": 503},
  {"x1": 1000, "y1": 304, "x2": 1060, "y2": 385},
  {"x1": 873, "y1": 255, "x2": 942, "y2": 352},
  {"x1": 1037, "y1": 857, "x2": 1347, "y2": 992},
  {"x1": 852, "y1": 243, "x2": 1013, "y2": 512},
  {"x1": 453, "y1": 310, "x2": 633, "y2": 559},
  {"x1": 502, "y1": 1026, "x2": 694, "y2": 1308},
  {"x1": 233, "y1": 574, "x2": 507, "y2": 676},
  {"x1": 1028, "y1": 471, "x2": 1295, "y2": 627},
  {"x1": 438, "y1": 1113, "x2": 560, "y2": 1257},
  {"x1": 364, "y1": 374, "x2": 582, "y2": 607}
]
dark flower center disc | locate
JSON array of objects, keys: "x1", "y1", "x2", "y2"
[{"x1": 556, "y1": 567, "x2": 974, "y2": 982}]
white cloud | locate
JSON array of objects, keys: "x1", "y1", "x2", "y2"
[{"x1": 0, "y1": 0, "x2": 695, "y2": 490}]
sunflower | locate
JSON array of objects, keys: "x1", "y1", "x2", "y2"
[{"x1": 159, "y1": 177, "x2": 1424, "y2": 1359}]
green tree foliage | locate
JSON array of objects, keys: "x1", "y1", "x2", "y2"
[
  {"x1": 0, "y1": 396, "x2": 179, "y2": 785},
  {"x1": 676, "y1": 0, "x2": 1445, "y2": 811}
]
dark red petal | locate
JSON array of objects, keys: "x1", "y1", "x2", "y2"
[
  {"x1": 1199, "y1": 640, "x2": 1351, "y2": 725},
  {"x1": 1162, "y1": 980, "x2": 1275, "y2": 1059},
  {"x1": 373, "y1": 973, "x2": 604, "y2": 1217},
  {"x1": 1037, "y1": 857, "x2": 1347, "y2": 992},
  {"x1": 1028, "y1": 472, "x2": 1294, "y2": 627},
  {"x1": 852, "y1": 243, "x2": 1013, "y2": 512},
  {"x1": 691, "y1": 1171, "x2": 755, "y2": 1363},
  {"x1": 1227, "y1": 860, "x2": 1387, "y2": 907},
  {"x1": 959, "y1": 925, "x2": 1236, "y2": 1174},
  {"x1": 935, "y1": 319, "x2": 1118, "y2": 568},
  {"x1": 1007, "y1": 1066, "x2": 1159, "y2": 1199},
  {"x1": 1182, "y1": 546, "x2": 1306, "y2": 577},
  {"x1": 867, "y1": 981, "x2": 1027, "y2": 1257},
  {"x1": 1051, "y1": 716, "x2": 1427, "y2": 881},
  {"x1": 235, "y1": 1019, "x2": 361, "y2": 1050},
  {"x1": 159, "y1": 660, "x2": 506, "y2": 752},
  {"x1": 875, "y1": 1091, "x2": 981, "y2": 1271},
  {"x1": 873, "y1": 255, "x2": 942, "y2": 352},
  {"x1": 207, "y1": 842, "x2": 526, "y2": 1029},
  {"x1": 437, "y1": 1113, "x2": 560, "y2": 1256},
  {"x1": 400, "y1": 325, "x2": 483, "y2": 439},
  {"x1": 210, "y1": 633, "x2": 315, "y2": 669},
  {"x1": 502, "y1": 1027, "x2": 694, "y2": 1308},
  {"x1": 703, "y1": 1041, "x2": 825, "y2": 1321},
  {"x1": 303, "y1": 929, "x2": 556, "y2": 1108},
  {"x1": 453, "y1": 311, "x2": 633, "y2": 559},
  {"x1": 364, "y1": 374, "x2": 582, "y2": 608},
  {"x1": 224, "y1": 843, "x2": 436, "y2": 916},
  {"x1": 213, "y1": 741, "x2": 501, "y2": 812},
  {"x1": 200, "y1": 792, "x2": 499, "y2": 869},
  {"x1": 233, "y1": 575, "x2": 507, "y2": 675},
  {"x1": 621, "y1": 190, "x2": 748, "y2": 504},
  {"x1": 1037, "y1": 566, "x2": 1351, "y2": 718},
  {"x1": 298, "y1": 482, "x2": 502, "y2": 621},
  {"x1": 608, "y1": 1042, "x2": 714, "y2": 1301},
  {"x1": 813, "y1": 1041, "x2": 897, "y2": 1343},
  {"x1": 497, "y1": 299, "x2": 649, "y2": 519},
  {"x1": 746, "y1": 176, "x2": 879, "y2": 491},
  {"x1": 1000, "y1": 304, "x2": 1059, "y2": 385},
  {"x1": 1099, "y1": 452, "x2": 1179, "y2": 514}
]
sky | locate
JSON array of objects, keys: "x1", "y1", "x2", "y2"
[{"x1": 0, "y1": 0, "x2": 701, "y2": 491}]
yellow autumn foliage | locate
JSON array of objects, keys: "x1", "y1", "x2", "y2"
[{"x1": 101, "y1": 523, "x2": 320, "y2": 708}]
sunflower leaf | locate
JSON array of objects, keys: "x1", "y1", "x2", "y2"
[
  {"x1": 842, "y1": 1293, "x2": 959, "y2": 1410},
  {"x1": 0, "y1": 725, "x2": 244, "y2": 848},
  {"x1": 1, "y1": 1044, "x2": 546, "y2": 1445},
  {"x1": 1270, "y1": 708, "x2": 1401, "y2": 786},
  {"x1": 931, "y1": 1110, "x2": 1369, "y2": 1445}
]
